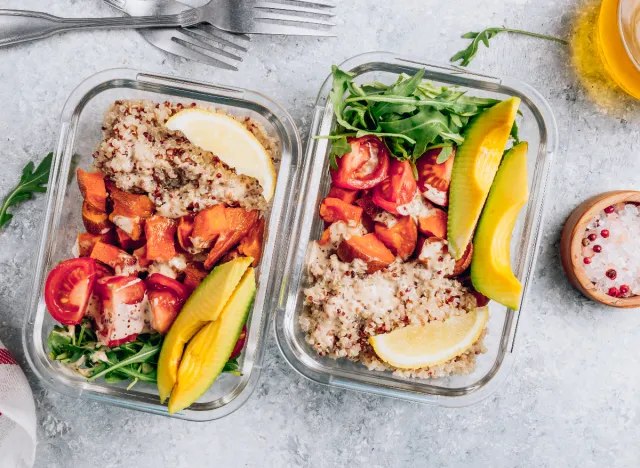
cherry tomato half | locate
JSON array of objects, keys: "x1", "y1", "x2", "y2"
[
  {"x1": 44, "y1": 258, "x2": 97, "y2": 325},
  {"x1": 331, "y1": 136, "x2": 390, "y2": 190},
  {"x1": 145, "y1": 273, "x2": 190, "y2": 302},
  {"x1": 145, "y1": 274, "x2": 190, "y2": 334},
  {"x1": 372, "y1": 160, "x2": 417, "y2": 214}
]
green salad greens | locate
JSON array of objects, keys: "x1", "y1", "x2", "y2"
[
  {"x1": 323, "y1": 66, "x2": 507, "y2": 172},
  {"x1": 47, "y1": 320, "x2": 240, "y2": 389}
]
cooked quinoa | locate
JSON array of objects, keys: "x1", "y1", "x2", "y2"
[
  {"x1": 301, "y1": 222, "x2": 487, "y2": 379},
  {"x1": 93, "y1": 100, "x2": 278, "y2": 218}
]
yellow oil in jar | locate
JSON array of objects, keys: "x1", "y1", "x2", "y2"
[{"x1": 571, "y1": 0, "x2": 640, "y2": 106}]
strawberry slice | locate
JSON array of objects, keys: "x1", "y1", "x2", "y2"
[{"x1": 94, "y1": 276, "x2": 147, "y2": 347}]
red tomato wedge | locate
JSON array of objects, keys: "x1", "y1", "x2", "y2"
[
  {"x1": 372, "y1": 160, "x2": 417, "y2": 214},
  {"x1": 44, "y1": 258, "x2": 97, "y2": 325},
  {"x1": 331, "y1": 136, "x2": 390, "y2": 190},
  {"x1": 145, "y1": 274, "x2": 190, "y2": 334}
]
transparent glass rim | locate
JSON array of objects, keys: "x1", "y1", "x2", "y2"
[
  {"x1": 22, "y1": 68, "x2": 302, "y2": 421},
  {"x1": 275, "y1": 52, "x2": 558, "y2": 407},
  {"x1": 619, "y1": 0, "x2": 640, "y2": 71}
]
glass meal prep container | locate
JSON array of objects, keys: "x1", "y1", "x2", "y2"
[
  {"x1": 23, "y1": 69, "x2": 301, "y2": 421},
  {"x1": 275, "y1": 52, "x2": 557, "y2": 407}
]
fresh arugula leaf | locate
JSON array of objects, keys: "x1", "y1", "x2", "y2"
[
  {"x1": 379, "y1": 108, "x2": 450, "y2": 158},
  {"x1": 318, "y1": 66, "x2": 506, "y2": 169},
  {"x1": 436, "y1": 146, "x2": 454, "y2": 164},
  {"x1": 450, "y1": 27, "x2": 568, "y2": 67},
  {"x1": 510, "y1": 120, "x2": 521, "y2": 145},
  {"x1": 329, "y1": 66, "x2": 360, "y2": 132},
  {"x1": 329, "y1": 136, "x2": 352, "y2": 169},
  {"x1": 0, "y1": 152, "x2": 53, "y2": 228},
  {"x1": 48, "y1": 321, "x2": 241, "y2": 387},
  {"x1": 344, "y1": 95, "x2": 477, "y2": 115}
]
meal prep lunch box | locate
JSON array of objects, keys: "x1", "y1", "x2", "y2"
[
  {"x1": 23, "y1": 69, "x2": 301, "y2": 421},
  {"x1": 24, "y1": 52, "x2": 557, "y2": 420},
  {"x1": 275, "y1": 52, "x2": 558, "y2": 408}
]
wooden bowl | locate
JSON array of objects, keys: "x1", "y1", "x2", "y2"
[{"x1": 560, "y1": 190, "x2": 640, "y2": 308}]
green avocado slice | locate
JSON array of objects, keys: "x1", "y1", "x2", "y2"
[
  {"x1": 168, "y1": 267, "x2": 256, "y2": 414},
  {"x1": 157, "y1": 256, "x2": 253, "y2": 403}
]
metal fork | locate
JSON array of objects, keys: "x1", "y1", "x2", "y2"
[
  {"x1": 0, "y1": 1, "x2": 336, "y2": 48},
  {"x1": 105, "y1": 0, "x2": 250, "y2": 71}
]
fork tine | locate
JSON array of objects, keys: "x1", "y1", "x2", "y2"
[
  {"x1": 250, "y1": 21, "x2": 336, "y2": 36},
  {"x1": 189, "y1": 25, "x2": 250, "y2": 52},
  {"x1": 253, "y1": 11, "x2": 335, "y2": 26},
  {"x1": 254, "y1": 2, "x2": 335, "y2": 16},
  {"x1": 170, "y1": 38, "x2": 239, "y2": 71},
  {"x1": 176, "y1": 30, "x2": 243, "y2": 61},
  {"x1": 275, "y1": 0, "x2": 336, "y2": 7}
]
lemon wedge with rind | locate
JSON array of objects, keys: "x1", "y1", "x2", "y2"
[
  {"x1": 166, "y1": 109, "x2": 277, "y2": 202},
  {"x1": 369, "y1": 307, "x2": 489, "y2": 369}
]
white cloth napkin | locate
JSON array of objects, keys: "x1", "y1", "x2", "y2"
[{"x1": 0, "y1": 340, "x2": 36, "y2": 468}]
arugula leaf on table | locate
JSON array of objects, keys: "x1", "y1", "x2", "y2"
[
  {"x1": 450, "y1": 27, "x2": 569, "y2": 67},
  {"x1": 0, "y1": 152, "x2": 53, "y2": 228}
]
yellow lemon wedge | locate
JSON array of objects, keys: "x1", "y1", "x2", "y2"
[
  {"x1": 369, "y1": 307, "x2": 489, "y2": 369},
  {"x1": 166, "y1": 108, "x2": 277, "y2": 202}
]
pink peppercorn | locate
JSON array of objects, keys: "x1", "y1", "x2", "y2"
[
  {"x1": 608, "y1": 287, "x2": 619, "y2": 297},
  {"x1": 593, "y1": 245, "x2": 602, "y2": 253},
  {"x1": 604, "y1": 205, "x2": 615, "y2": 214},
  {"x1": 601, "y1": 229, "x2": 610, "y2": 238},
  {"x1": 620, "y1": 285, "x2": 630, "y2": 296},
  {"x1": 583, "y1": 257, "x2": 592, "y2": 265},
  {"x1": 606, "y1": 269, "x2": 617, "y2": 280},
  {"x1": 588, "y1": 233, "x2": 597, "y2": 241}
]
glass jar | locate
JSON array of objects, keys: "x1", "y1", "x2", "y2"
[{"x1": 597, "y1": 0, "x2": 640, "y2": 99}]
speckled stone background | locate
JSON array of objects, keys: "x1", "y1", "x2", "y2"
[{"x1": 1, "y1": 0, "x2": 640, "y2": 466}]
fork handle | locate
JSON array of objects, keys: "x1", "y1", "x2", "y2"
[{"x1": 0, "y1": 9, "x2": 203, "y2": 48}]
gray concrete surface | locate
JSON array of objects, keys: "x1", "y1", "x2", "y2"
[{"x1": 1, "y1": 0, "x2": 639, "y2": 466}]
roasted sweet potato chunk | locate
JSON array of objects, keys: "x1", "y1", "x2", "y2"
[
  {"x1": 133, "y1": 245, "x2": 152, "y2": 268},
  {"x1": 145, "y1": 215, "x2": 178, "y2": 262},
  {"x1": 204, "y1": 209, "x2": 259, "y2": 270},
  {"x1": 374, "y1": 216, "x2": 418, "y2": 261},
  {"x1": 108, "y1": 184, "x2": 155, "y2": 218},
  {"x1": 448, "y1": 242, "x2": 473, "y2": 278},
  {"x1": 319, "y1": 198, "x2": 363, "y2": 226},
  {"x1": 77, "y1": 169, "x2": 107, "y2": 212},
  {"x1": 220, "y1": 248, "x2": 242, "y2": 264},
  {"x1": 318, "y1": 226, "x2": 332, "y2": 246},
  {"x1": 90, "y1": 241, "x2": 137, "y2": 272},
  {"x1": 238, "y1": 217, "x2": 266, "y2": 267},
  {"x1": 327, "y1": 185, "x2": 359, "y2": 205},
  {"x1": 191, "y1": 205, "x2": 228, "y2": 250},
  {"x1": 116, "y1": 227, "x2": 145, "y2": 251},
  {"x1": 76, "y1": 231, "x2": 116, "y2": 257},
  {"x1": 107, "y1": 185, "x2": 155, "y2": 241},
  {"x1": 337, "y1": 233, "x2": 395, "y2": 274},
  {"x1": 82, "y1": 201, "x2": 113, "y2": 235},
  {"x1": 176, "y1": 214, "x2": 195, "y2": 252},
  {"x1": 182, "y1": 262, "x2": 209, "y2": 293},
  {"x1": 418, "y1": 208, "x2": 448, "y2": 239}
]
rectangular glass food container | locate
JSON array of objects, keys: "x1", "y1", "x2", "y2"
[
  {"x1": 275, "y1": 52, "x2": 557, "y2": 407},
  {"x1": 23, "y1": 69, "x2": 301, "y2": 421}
]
